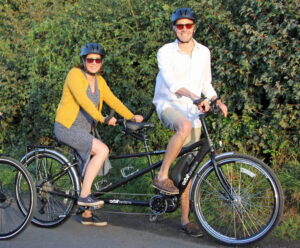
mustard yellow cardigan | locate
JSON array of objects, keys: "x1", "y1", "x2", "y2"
[{"x1": 55, "y1": 68, "x2": 134, "y2": 128}]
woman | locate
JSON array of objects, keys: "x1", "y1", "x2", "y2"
[{"x1": 54, "y1": 42, "x2": 143, "y2": 226}]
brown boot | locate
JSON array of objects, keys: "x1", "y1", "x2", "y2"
[
  {"x1": 181, "y1": 223, "x2": 204, "y2": 237},
  {"x1": 152, "y1": 177, "x2": 179, "y2": 194}
]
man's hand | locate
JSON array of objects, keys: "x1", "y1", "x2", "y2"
[
  {"x1": 197, "y1": 99, "x2": 210, "y2": 113},
  {"x1": 216, "y1": 100, "x2": 228, "y2": 117}
]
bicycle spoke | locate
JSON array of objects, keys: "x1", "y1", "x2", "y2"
[
  {"x1": 21, "y1": 151, "x2": 77, "y2": 227},
  {"x1": 0, "y1": 158, "x2": 36, "y2": 239},
  {"x1": 192, "y1": 154, "x2": 283, "y2": 245}
]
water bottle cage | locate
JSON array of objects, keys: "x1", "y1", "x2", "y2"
[{"x1": 121, "y1": 166, "x2": 139, "y2": 178}]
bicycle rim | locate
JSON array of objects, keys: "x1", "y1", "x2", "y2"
[
  {"x1": 0, "y1": 157, "x2": 36, "y2": 239},
  {"x1": 19, "y1": 152, "x2": 77, "y2": 227},
  {"x1": 192, "y1": 154, "x2": 283, "y2": 245}
]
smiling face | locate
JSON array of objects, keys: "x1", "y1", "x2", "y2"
[
  {"x1": 173, "y1": 18, "x2": 195, "y2": 43},
  {"x1": 85, "y1": 53, "x2": 102, "y2": 74}
]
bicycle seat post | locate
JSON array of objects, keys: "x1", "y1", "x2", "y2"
[{"x1": 141, "y1": 131, "x2": 155, "y2": 179}]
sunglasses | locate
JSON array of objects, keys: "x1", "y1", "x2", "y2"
[
  {"x1": 86, "y1": 58, "x2": 102, "y2": 64},
  {"x1": 175, "y1": 23, "x2": 194, "y2": 30}
]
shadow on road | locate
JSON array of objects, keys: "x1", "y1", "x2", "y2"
[{"x1": 92, "y1": 208, "x2": 297, "y2": 248}]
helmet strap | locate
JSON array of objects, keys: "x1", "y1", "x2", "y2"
[
  {"x1": 85, "y1": 70, "x2": 97, "y2": 76},
  {"x1": 81, "y1": 57, "x2": 87, "y2": 70}
]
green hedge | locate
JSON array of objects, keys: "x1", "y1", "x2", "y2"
[{"x1": 0, "y1": 0, "x2": 299, "y2": 230}]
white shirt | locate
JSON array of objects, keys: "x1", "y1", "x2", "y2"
[{"x1": 153, "y1": 39, "x2": 217, "y2": 128}]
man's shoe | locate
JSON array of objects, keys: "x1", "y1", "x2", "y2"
[
  {"x1": 78, "y1": 194, "x2": 104, "y2": 207},
  {"x1": 81, "y1": 213, "x2": 108, "y2": 226},
  {"x1": 181, "y1": 223, "x2": 204, "y2": 238},
  {"x1": 152, "y1": 177, "x2": 179, "y2": 195}
]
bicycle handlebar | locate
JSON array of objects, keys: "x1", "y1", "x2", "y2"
[
  {"x1": 193, "y1": 97, "x2": 221, "y2": 116},
  {"x1": 104, "y1": 105, "x2": 156, "y2": 125}
]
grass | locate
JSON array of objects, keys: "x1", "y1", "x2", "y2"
[{"x1": 273, "y1": 216, "x2": 300, "y2": 240}]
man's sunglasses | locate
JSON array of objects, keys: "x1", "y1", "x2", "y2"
[
  {"x1": 86, "y1": 58, "x2": 102, "y2": 64},
  {"x1": 175, "y1": 23, "x2": 194, "y2": 30}
]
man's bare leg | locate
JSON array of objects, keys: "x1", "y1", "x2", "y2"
[
  {"x1": 157, "y1": 116, "x2": 192, "y2": 181},
  {"x1": 153, "y1": 116, "x2": 192, "y2": 194},
  {"x1": 180, "y1": 180, "x2": 191, "y2": 225}
]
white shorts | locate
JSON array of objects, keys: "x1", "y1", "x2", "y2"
[{"x1": 161, "y1": 108, "x2": 201, "y2": 147}]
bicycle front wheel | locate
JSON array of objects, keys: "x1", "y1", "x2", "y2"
[
  {"x1": 18, "y1": 149, "x2": 79, "y2": 227},
  {"x1": 191, "y1": 153, "x2": 284, "y2": 245},
  {"x1": 0, "y1": 157, "x2": 36, "y2": 239}
]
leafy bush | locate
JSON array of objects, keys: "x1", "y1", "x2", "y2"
[{"x1": 0, "y1": 0, "x2": 299, "y2": 239}]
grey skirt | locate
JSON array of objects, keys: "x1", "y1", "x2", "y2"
[
  {"x1": 54, "y1": 121, "x2": 93, "y2": 176},
  {"x1": 54, "y1": 122, "x2": 112, "y2": 177}
]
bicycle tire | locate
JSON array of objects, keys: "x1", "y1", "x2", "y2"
[
  {"x1": 191, "y1": 153, "x2": 284, "y2": 245},
  {"x1": 0, "y1": 157, "x2": 36, "y2": 239},
  {"x1": 18, "y1": 149, "x2": 79, "y2": 227}
]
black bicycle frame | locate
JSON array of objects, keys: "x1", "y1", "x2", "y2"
[
  {"x1": 92, "y1": 138, "x2": 209, "y2": 207},
  {"x1": 35, "y1": 112, "x2": 234, "y2": 208}
]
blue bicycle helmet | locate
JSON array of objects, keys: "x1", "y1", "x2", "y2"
[
  {"x1": 80, "y1": 43, "x2": 105, "y2": 75},
  {"x1": 80, "y1": 43, "x2": 105, "y2": 58},
  {"x1": 171, "y1": 7, "x2": 197, "y2": 24}
]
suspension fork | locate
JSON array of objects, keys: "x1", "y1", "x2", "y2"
[
  {"x1": 210, "y1": 151, "x2": 234, "y2": 201},
  {"x1": 200, "y1": 113, "x2": 234, "y2": 201}
]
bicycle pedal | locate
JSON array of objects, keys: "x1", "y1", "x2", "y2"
[
  {"x1": 159, "y1": 191, "x2": 175, "y2": 196},
  {"x1": 90, "y1": 204, "x2": 103, "y2": 210}
]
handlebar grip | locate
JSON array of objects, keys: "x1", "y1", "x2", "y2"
[
  {"x1": 193, "y1": 98, "x2": 206, "y2": 105},
  {"x1": 210, "y1": 97, "x2": 220, "y2": 106},
  {"x1": 116, "y1": 119, "x2": 124, "y2": 124}
]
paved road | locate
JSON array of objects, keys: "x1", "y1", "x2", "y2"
[{"x1": 1, "y1": 209, "x2": 298, "y2": 248}]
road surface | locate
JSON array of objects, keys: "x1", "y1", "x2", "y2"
[{"x1": 1, "y1": 209, "x2": 298, "y2": 248}]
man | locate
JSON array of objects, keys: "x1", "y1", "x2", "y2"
[{"x1": 152, "y1": 7, "x2": 228, "y2": 237}]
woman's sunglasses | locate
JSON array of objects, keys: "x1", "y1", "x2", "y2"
[
  {"x1": 86, "y1": 58, "x2": 102, "y2": 64},
  {"x1": 175, "y1": 23, "x2": 194, "y2": 30}
]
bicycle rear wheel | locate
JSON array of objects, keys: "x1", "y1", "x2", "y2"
[
  {"x1": 191, "y1": 153, "x2": 283, "y2": 245},
  {"x1": 0, "y1": 157, "x2": 36, "y2": 239},
  {"x1": 18, "y1": 149, "x2": 79, "y2": 227}
]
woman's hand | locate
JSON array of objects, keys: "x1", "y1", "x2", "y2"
[
  {"x1": 107, "y1": 117, "x2": 117, "y2": 126},
  {"x1": 133, "y1": 115, "x2": 144, "y2": 123}
]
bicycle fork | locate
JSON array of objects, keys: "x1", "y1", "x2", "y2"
[{"x1": 199, "y1": 113, "x2": 234, "y2": 201}]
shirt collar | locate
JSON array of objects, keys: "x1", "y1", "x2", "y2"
[{"x1": 174, "y1": 39, "x2": 201, "y2": 52}]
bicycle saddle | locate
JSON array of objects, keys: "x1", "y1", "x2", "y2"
[{"x1": 125, "y1": 122, "x2": 155, "y2": 131}]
